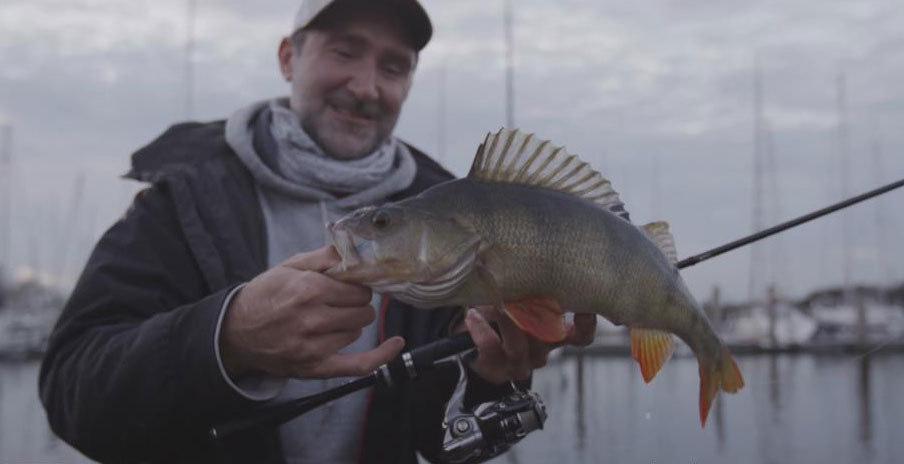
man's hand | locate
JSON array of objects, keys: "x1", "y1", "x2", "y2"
[
  {"x1": 219, "y1": 245, "x2": 404, "y2": 379},
  {"x1": 462, "y1": 307, "x2": 597, "y2": 384}
]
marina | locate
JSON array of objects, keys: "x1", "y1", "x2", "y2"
[
  {"x1": 3, "y1": 351, "x2": 904, "y2": 464},
  {"x1": 1, "y1": 275, "x2": 902, "y2": 464},
  {"x1": 1, "y1": 1, "x2": 903, "y2": 462}
]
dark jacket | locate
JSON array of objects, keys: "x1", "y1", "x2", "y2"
[{"x1": 39, "y1": 121, "x2": 512, "y2": 464}]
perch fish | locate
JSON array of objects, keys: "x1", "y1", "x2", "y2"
[{"x1": 327, "y1": 128, "x2": 744, "y2": 426}]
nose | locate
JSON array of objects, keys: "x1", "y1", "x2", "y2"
[{"x1": 346, "y1": 63, "x2": 379, "y2": 102}]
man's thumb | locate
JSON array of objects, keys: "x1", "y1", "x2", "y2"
[{"x1": 282, "y1": 245, "x2": 341, "y2": 272}]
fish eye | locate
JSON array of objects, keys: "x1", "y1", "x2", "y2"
[{"x1": 372, "y1": 210, "x2": 391, "y2": 229}]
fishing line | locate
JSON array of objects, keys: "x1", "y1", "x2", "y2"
[
  {"x1": 731, "y1": 343, "x2": 897, "y2": 395},
  {"x1": 848, "y1": 339, "x2": 899, "y2": 362}
]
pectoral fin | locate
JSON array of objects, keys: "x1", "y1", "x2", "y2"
[
  {"x1": 503, "y1": 296, "x2": 567, "y2": 343},
  {"x1": 629, "y1": 328, "x2": 675, "y2": 383}
]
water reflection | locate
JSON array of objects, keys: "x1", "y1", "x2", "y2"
[
  {"x1": 2, "y1": 356, "x2": 902, "y2": 464},
  {"x1": 0, "y1": 362, "x2": 95, "y2": 463},
  {"x1": 504, "y1": 445, "x2": 521, "y2": 464},
  {"x1": 714, "y1": 384, "x2": 725, "y2": 453},
  {"x1": 574, "y1": 351, "x2": 585, "y2": 453},
  {"x1": 769, "y1": 354, "x2": 781, "y2": 420},
  {"x1": 0, "y1": 365, "x2": 4, "y2": 444},
  {"x1": 858, "y1": 357, "x2": 872, "y2": 445},
  {"x1": 489, "y1": 353, "x2": 904, "y2": 464}
]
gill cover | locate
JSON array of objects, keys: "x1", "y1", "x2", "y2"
[{"x1": 327, "y1": 205, "x2": 482, "y2": 307}]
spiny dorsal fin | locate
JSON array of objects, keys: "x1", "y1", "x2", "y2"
[
  {"x1": 642, "y1": 221, "x2": 678, "y2": 266},
  {"x1": 469, "y1": 128, "x2": 630, "y2": 221}
]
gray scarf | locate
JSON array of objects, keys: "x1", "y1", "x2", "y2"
[{"x1": 268, "y1": 101, "x2": 399, "y2": 194}]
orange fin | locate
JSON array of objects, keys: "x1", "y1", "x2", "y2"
[
  {"x1": 629, "y1": 328, "x2": 675, "y2": 383},
  {"x1": 698, "y1": 347, "x2": 745, "y2": 427},
  {"x1": 503, "y1": 296, "x2": 566, "y2": 343}
]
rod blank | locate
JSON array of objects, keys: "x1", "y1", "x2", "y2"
[{"x1": 677, "y1": 177, "x2": 904, "y2": 269}]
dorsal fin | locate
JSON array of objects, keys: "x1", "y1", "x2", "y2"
[
  {"x1": 469, "y1": 128, "x2": 630, "y2": 221},
  {"x1": 642, "y1": 221, "x2": 678, "y2": 266}
]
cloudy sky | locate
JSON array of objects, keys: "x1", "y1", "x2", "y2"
[{"x1": 0, "y1": 0, "x2": 902, "y2": 302}]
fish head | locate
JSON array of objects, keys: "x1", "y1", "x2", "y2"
[{"x1": 326, "y1": 204, "x2": 481, "y2": 291}]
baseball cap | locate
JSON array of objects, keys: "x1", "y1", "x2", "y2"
[{"x1": 292, "y1": 0, "x2": 433, "y2": 51}]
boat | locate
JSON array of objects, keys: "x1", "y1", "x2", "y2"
[{"x1": 0, "y1": 278, "x2": 65, "y2": 361}]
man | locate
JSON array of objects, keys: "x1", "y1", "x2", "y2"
[{"x1": 39, "y1": 1, "x2": 596, "y2": 463}]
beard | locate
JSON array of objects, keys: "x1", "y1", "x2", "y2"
[{"x1": 301, "y1": 90, "x2": 398, "y2": 160}]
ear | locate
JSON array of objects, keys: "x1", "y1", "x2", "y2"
[{"x1": 277, "y1": 37, "x2": 294, "y2": 82}]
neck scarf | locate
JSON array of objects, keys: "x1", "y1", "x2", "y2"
[{"x1": 268, "y1": 101, "x2": 399, "y2": 194}]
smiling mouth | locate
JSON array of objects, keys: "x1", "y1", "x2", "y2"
[{"x1": 329, "y1": 105, "x2": 377, "y2": 125}]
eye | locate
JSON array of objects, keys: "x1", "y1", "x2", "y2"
[
  {"x1": 331, "y1": 45, "x2": 356, "y2": 60},
  {"x1": 372, "y1": 210, "x2": 391, "y2": 229},
  {"x1": 381, "y1": 58, "x2": 411, "y2": 78},
  {"x1": 382, "y1": 63, "x2": 403, "y2": 77}
]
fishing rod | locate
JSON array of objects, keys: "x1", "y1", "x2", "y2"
[
  {"x1": 209, "y1": 176, "x2": 904, "y2": 440},
  {"x1": 210, "y1": 328, "x2": 478, "y2": 440},
  {"x1": 677, "y1": 176, "x2": 904, "y2": 269}
]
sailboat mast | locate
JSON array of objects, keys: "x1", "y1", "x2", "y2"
[
  {"x1": 871, "y1": 132, "x2": 889, "y2": 285},
  {"x1": 748, "y1": 62, "x2": 765, "y2": 303},
  {"x1": 504, "y1": 0, "x2": 514, "y2": 129},
  {"x1": 836, "y1": 72, "x2": 853, "y2": 297},
  {"x1": 184, "y1": 0, "x2": 197, "y2": 120},
  {"x1": 0, "y1": 124, "x2": 12, "y2": 282},
  {"x1": 437, "y1": 61, "x2": 447, "y2": 162}
]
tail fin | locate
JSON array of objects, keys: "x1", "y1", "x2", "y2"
[{"x1": 698, "y1": 347, "x2": 745, "y2": 427}]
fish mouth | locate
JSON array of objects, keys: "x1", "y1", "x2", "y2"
[
  {"x1": 326, "y1": 221, "x2": 376, "y2": 281},
  {"x1": 325, "y1": 220, "x2": 431, "y2": 286}
]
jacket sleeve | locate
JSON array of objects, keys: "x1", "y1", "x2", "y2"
[{"x1": 38, "y1": 183, "x2": 261, "y2": 463}]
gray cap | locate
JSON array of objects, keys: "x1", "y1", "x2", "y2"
[{"x1": 292, "y1": 0, "x2": 433, "y2": 51}]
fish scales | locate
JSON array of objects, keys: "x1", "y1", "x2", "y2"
[{"x1": 427, "y1": 180, "x2": 687, "y2": 328}]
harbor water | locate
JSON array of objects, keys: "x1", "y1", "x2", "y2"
[{"x1": 2, "y1": 353, "x2": 903, "y2": 464}]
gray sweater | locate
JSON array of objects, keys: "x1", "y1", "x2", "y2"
[{"x1": 219, "y1": 99, "x2": 417, "y2": 464}]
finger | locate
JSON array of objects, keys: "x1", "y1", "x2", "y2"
[
  {"x1": 293, "y1": 271, "x2": 373, "y2": 307},
  {"x1": 465, "y1": 308, "x2": 504, "y2": 360},
  {"x1": 300, "y1": 329, "x2": 363, "y2": 362},
  {"x1": 499, "y1": 317, "x2": 531, "y2": 380},
  {"x1": 309, "y1": 337, "x2": 405, "y2": 378},
  {"x1": 495, "y1": 311, "x2": 531, "y2": 378},
  {"x1": 282, "y1": 245, "x2": 341, "y2": 272},
  {"x1": 565, "y1": 313, "x2": 597, "y2": 347},
  {"x1": 496, "y1": 310, "x2": 528, "y2": 357},
  {"x1": 304, "y1": 305, "x2": 377, "y2": 333},
  {"x1": 470, "y1": 305, "x2": 498, "y2": 318},
  {"x1": 527, "y1": 338, "x2": 550, "y2": 369}
]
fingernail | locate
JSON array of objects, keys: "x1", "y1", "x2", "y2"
[{"x1": 467, "y1": 308, "x2": 479, "y2": 320}]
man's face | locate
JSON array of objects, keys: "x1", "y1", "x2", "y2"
[{"x1": 279, "y1": 13, "x2": 417, "y2": 160}]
